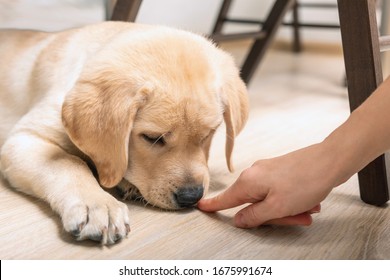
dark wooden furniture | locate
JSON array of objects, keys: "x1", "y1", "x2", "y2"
[
  {"x1": 110, "y1": 0, "x2": 142, "y2": 22},
  {"x1": 211, "y1": 0, "x2": 294, "y2": 83},
  {"x1": 338, "y1": 0, "x2": 390, "y2": 206},
  {"x1": 213, "y1": 1, "x2": 340, "y2": 53}
]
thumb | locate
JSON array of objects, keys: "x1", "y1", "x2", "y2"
[{"x1": 234, "y1": 199, "x2": 277, "y2": 228}]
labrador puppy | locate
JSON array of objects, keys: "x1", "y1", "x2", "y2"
[{"x1": 0, "y1": 22, "x2": 249, "y2": 244}]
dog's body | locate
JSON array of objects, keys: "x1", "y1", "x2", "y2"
[{"x1": 0, "y1": 22, "x2": 248, "y2": 244}]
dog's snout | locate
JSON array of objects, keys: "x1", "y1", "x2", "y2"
[{"x1": 174, "y1": 185, "x2": 204, "y2": 208}]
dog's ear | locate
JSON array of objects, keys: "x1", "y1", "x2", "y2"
[
  {"x1": 62, "y1": 74, "x2": 151, "y2": 188},
  {"x1": 221, "y1": 70, "x2": 249, "y2": 172}
]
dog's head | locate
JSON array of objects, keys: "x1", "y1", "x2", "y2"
[{"x1": 62, "y1": 26, "x2": 249, "y2": 209}]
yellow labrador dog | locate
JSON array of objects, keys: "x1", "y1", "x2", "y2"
[{"x1": 0, "y1": 22, "x2": 248, "y2": 244}]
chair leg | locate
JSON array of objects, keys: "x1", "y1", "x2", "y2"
[
  {"x1": 240, "y1": 0, "x2": 294, "y2": 84},
  {"x1": 111, "y1": 0, "x2": 143, "y2": 22},
  {"x1": 211, "y1": 0, "x2": 233, "y2": 34},
  {"x1": 292, "y1": 0, "x2": 302, "y2": 53},
  {"x1": 338, "y1": 0, "x2": 390, "y2": 205}
]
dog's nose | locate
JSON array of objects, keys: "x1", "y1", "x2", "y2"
[{"x1": 174, "y1": 185, "x2": 204, "y2": 208}]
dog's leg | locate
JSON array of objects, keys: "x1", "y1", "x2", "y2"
[{"x1": 0, "y1": 133, "x2": 130, "y2": 244}]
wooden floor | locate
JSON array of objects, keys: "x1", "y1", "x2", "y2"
[{"x1": 1, "y1": 39, "x2": 390, "y2": 260}]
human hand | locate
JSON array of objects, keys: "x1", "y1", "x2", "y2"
[{"x1": 198, "y1": 144, "x2": 337, "y2": 228}]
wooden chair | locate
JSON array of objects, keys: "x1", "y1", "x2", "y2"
[
  {"x1": 109, "y1": 0, "x2": 142, "y2": 22},
  {"x1": 210, "y1": 0, "x2": 294, "y2": 84},
  {"x1": 338, "y1": 0, "x2": 390, "y2": 206},
  {"x1": 213, "y1": 1, "x2": 340, "y2": 53},
  {"x1": 109, "y1": 0, "x2": 390, "y2": 206}
]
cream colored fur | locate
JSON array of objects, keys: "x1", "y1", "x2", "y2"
[{"x1": 0, "y1": 22, "x2": 248, "y2": 244}]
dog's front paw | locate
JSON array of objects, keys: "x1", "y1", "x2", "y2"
[{"x1": 62, "y1": 196, "x2": 131, "y2": 245}]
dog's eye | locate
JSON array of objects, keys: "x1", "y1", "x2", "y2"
[{"x1": 141, "y1": 134, "x2": 166, "y2": 146}]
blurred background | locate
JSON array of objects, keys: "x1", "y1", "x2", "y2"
[
  {"x1": 0, "y1": 0, "x2": 342, "y2": 40},
  {"x1": 0, "y1": 0, "x2": 388, "y2": 74}
]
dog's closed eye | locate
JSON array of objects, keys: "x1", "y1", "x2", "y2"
[{"x1": 141, "y1": 133, "x2": 166, "y2": 146}]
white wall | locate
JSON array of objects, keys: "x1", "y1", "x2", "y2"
[
  {"x1": 0, "y1": 0, "x2": 105, "y2": 31},
  {"x1": 136, "y1": 0, "x2": 221, "y2": 34},
  {"x1": 0, "y1": 0, "x2": 342, "y2": 44}
]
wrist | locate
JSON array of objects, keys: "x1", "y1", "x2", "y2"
[{"x1": 321, "y1": 110, "x2": 378, "y2": 188}]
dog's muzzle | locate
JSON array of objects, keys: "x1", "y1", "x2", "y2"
[{"x1": 174, "y1": 184, "x2": 204, "y2": 208}]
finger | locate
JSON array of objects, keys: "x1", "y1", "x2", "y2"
[
  {"x1": 235, "y1": 203, "x2": 321, "y2": 228},
  {"x1": 309, "y1": 204, "x2": 321, "y2": 214},
  {"x1": 197, "y1": 189, "x2": 260, "y2": 212},
  {"x1": 197, "y1": 191, "x2": 243, "y2": 212},
  {"x1": 198, "y1": 182, "x2": 263, "y2": 213},
  {"x1": 263, "y1": 213, "x2": 313, "y2": 226},
  {"x1": 198, "y1": 168, "x2": 268, "y2": 212}
]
